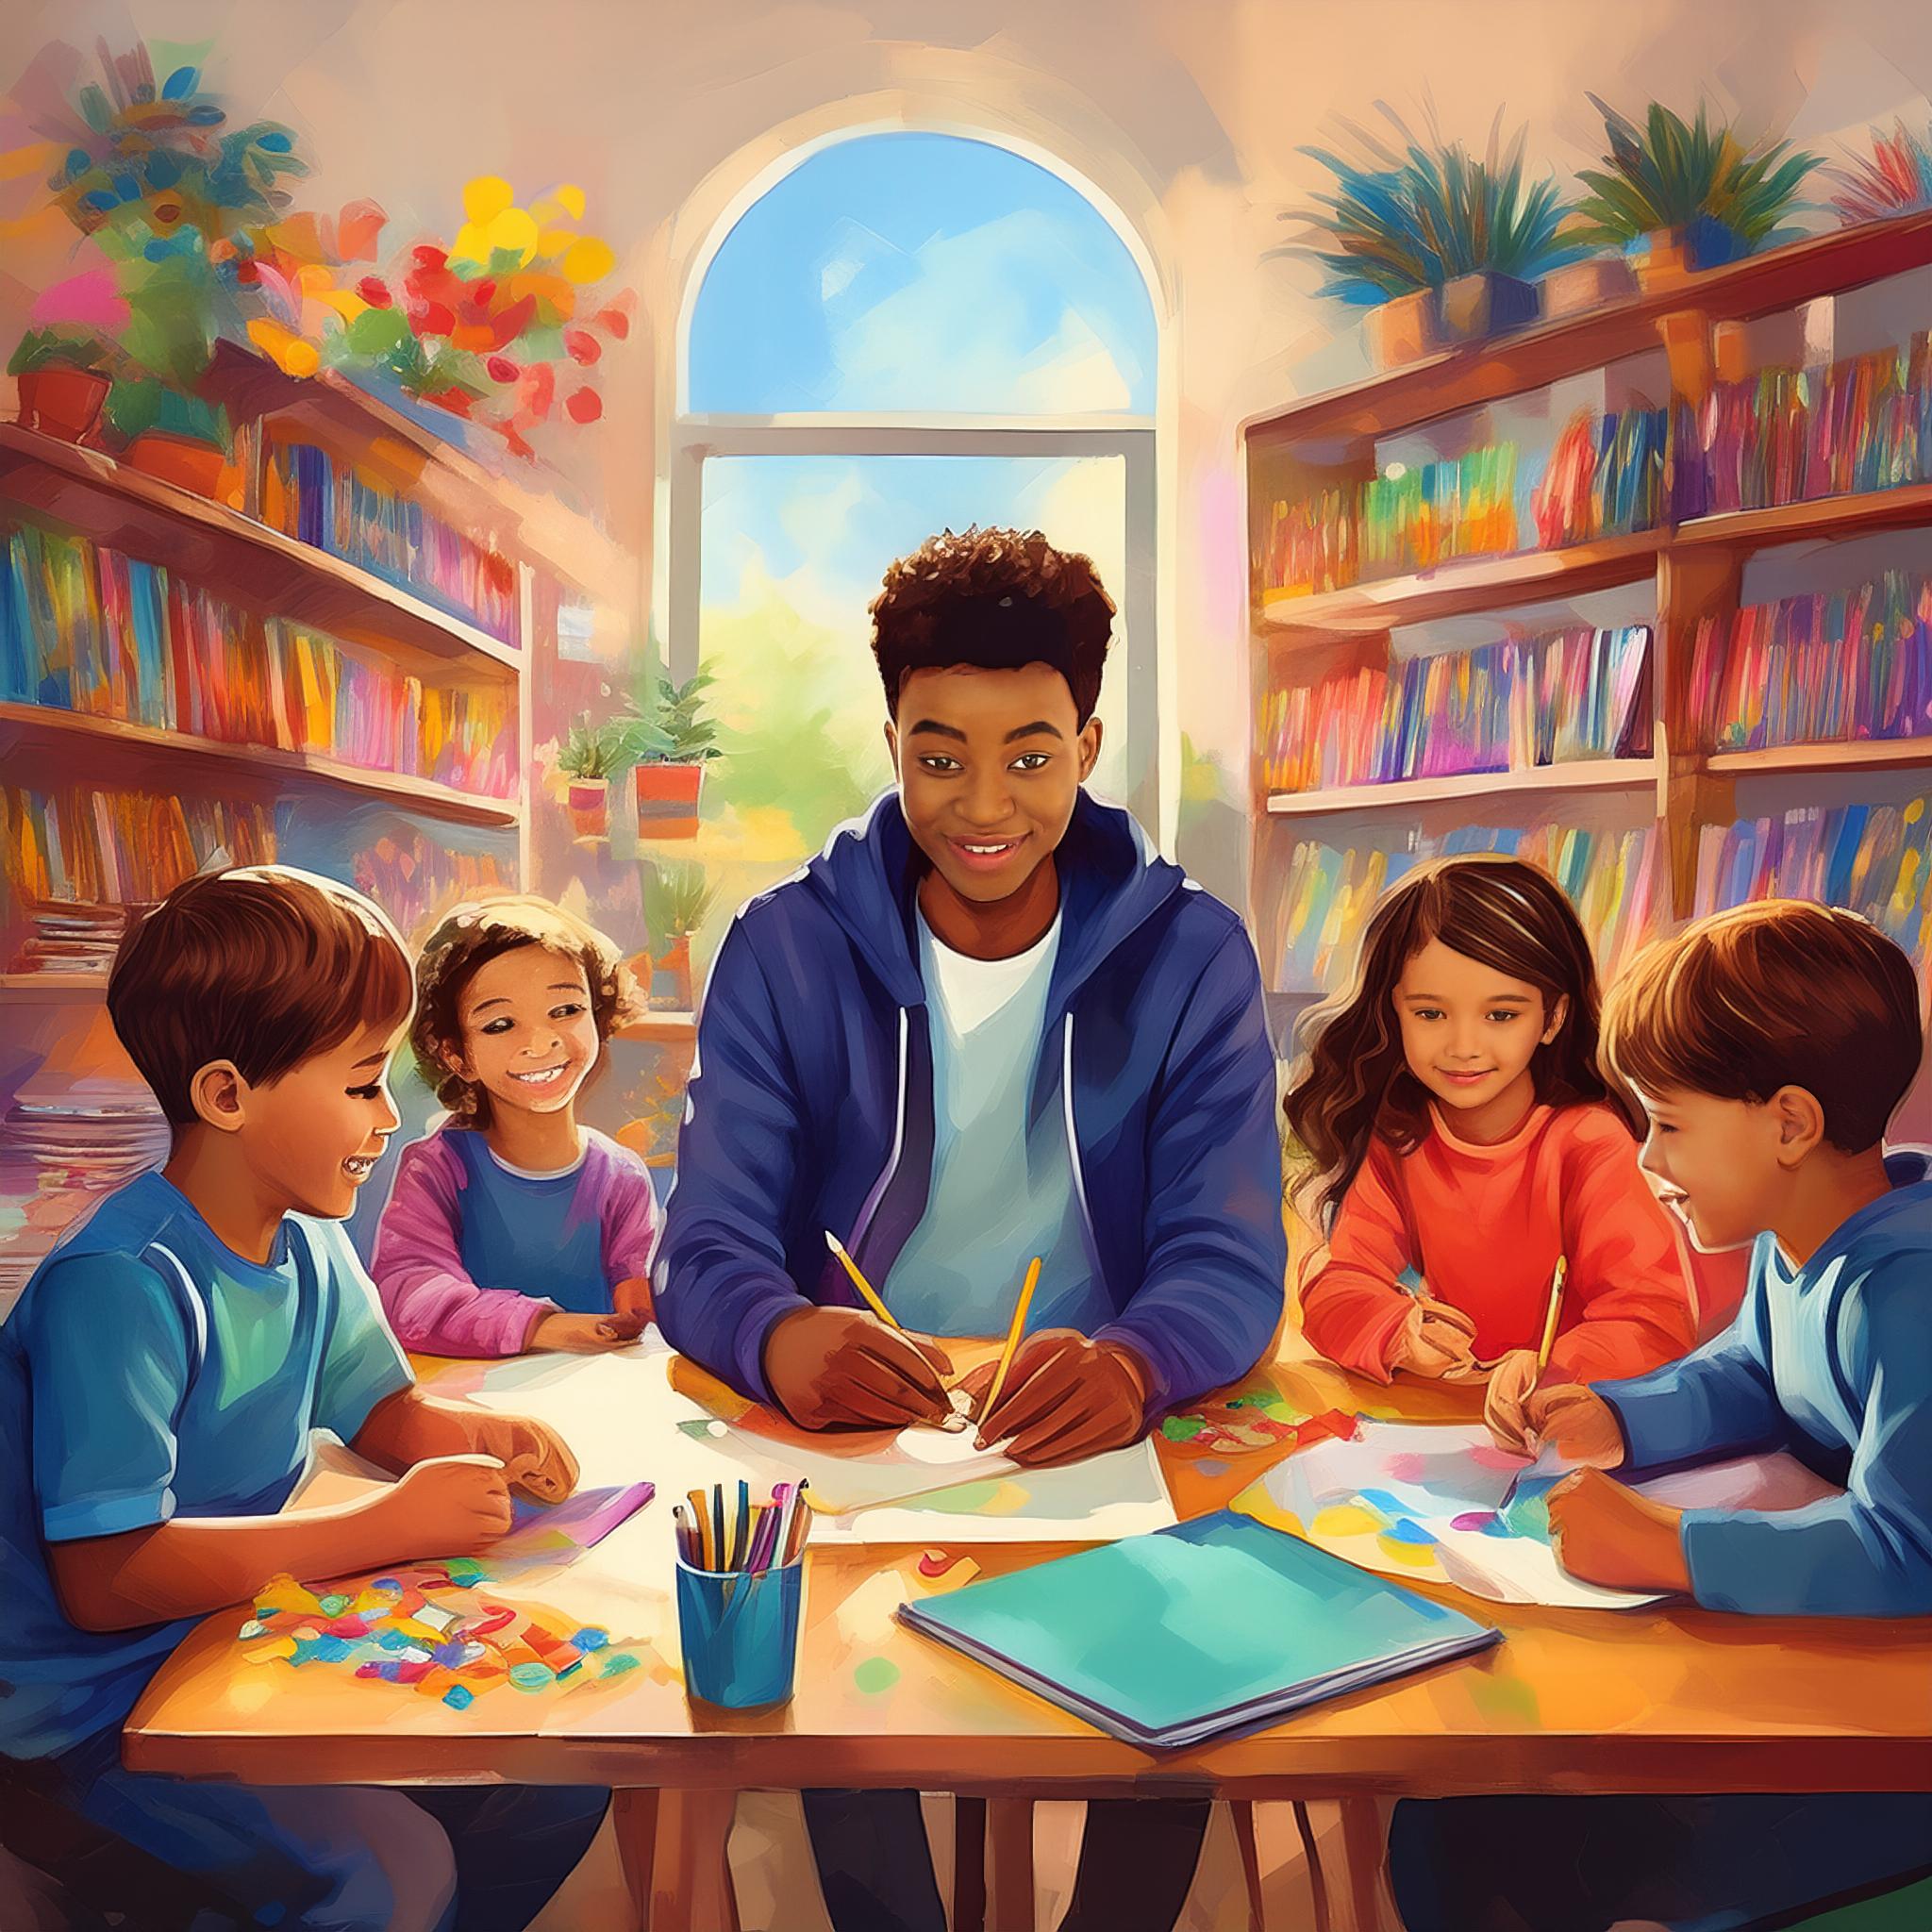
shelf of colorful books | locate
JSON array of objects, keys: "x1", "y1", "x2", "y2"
[
  {"x1": 1243, "y1": 208, "x2": 1932, "y2": 454},
  {"x1": 1702, "y1": 737, "x2": 1932, "y2": 775},
  {"x1": 0, "y1": 425, "x2": 523, "y2": 675},
  {"x1": 0, "y1": 702, "x2": 522, "y2": 828},
  {"x1": 1259, "y1": 530, "x2": 1666, "y2": 637},
  {"x1": 1265, "y1": 757, "x2": 1663, "y2": 818},
  {"x1": 0, "y1": 973, "x2": 108, "y2": 994}
]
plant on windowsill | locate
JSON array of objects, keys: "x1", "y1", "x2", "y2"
[
  {"x1": 557, "y1": 712, "x2": 645, "y2": 842},
  {"x1": 1825, "y1": 119, "x2": 1932, "y2": 225},
  {"x1": 641, "y1": 860, "x2": 717, "y2": 1011},
  {"x1": 1574, "y1": 96, "x2": 1818, "y2": 291},
  {"x1": 1274, "y1": 110, "x2": 1578, "y2": 369},
  {"x1": 632, "y1": 671, "x2": 723, "y2": 841}
]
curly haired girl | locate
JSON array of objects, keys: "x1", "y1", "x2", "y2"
[{"x1": 373, "y1": 894, "x2": 658, "y2": 1356}]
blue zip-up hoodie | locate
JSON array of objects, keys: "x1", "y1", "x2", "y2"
[
  {"x1": 1603, "y1": 1150, "x2": 1932, "y2": 1617},
  {"x1": 655, "y1": 790, "x2": 1287, "y2": 1413}
]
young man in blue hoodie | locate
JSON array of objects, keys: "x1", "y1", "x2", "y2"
[
  {"x1": 657, "y1": 526, "x2": 1287, "y2": 1932},
  {"x1": 1398, "y1": 899, "x2": 1932, "y2": 1931}
]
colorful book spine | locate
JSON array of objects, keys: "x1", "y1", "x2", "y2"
[
  {"x1": 351, "y1": 830, "x2": 515, "y2": 938},
  {"x1": 1273, "y1": 821, "x2": 1657, "y2": 995},
  {"x1": 1695, "y1": 797, "x2": 1932, "y2": 959},
  {"x1": 1, "y1": 521, "x2": 516, "y2": 797},
  {"x1": 262, "y1": 441, "x2": 520, "y2": 645},
  {"x1": 1261, "y1": 625, "x2": 1650, "y2": 793},
  {"x1": 1689, "y1": 573, "x2": 1932, "y2": 753},
  {"x1": 0, "y1": 783, "x2": 275, "y2": 911}
]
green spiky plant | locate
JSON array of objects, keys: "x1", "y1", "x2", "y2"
[
  {"x1": 557, "y1": 713, "x2": 647, "y2": 781},
  {"x1": 7, "y1": 325, "x2": 115, "y2": 376},
  {"x1": 1573, "y1": 96, "x2": 1817, "y2": 252},
  {"x1": 632, "y1": 672, "x2": 723, "y2": 765},
  {"x1": 641, "y1": 861, "x2": 717, "y2": 943},
  {"x1": 1277, "y1": 110, "x2": 1578, "y2": 304}
]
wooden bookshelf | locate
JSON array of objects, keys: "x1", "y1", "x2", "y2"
[
  {"x1": 1266, "y1": 758, "x2": 1660, "y2": 817},
  {"x1": 1245, "y1": 213, "x2": 1932, "y2": 1009},
  {"x1": 0, "y1": 703, "x2": 520, "y2": 827},
  {"x1": 0, "y1": 425, "x2": 521, "y2": 674},
  {"x1": 1243, "y1": 208, "x2": 1932, "y2": 454}
]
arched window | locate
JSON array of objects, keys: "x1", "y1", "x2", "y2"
[{"x1": 670, "y1": 130, "x2": 1160, "y2": 879}]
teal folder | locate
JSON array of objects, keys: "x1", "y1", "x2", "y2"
[{"x1": 897, "y1": 1510, "x2": 1501, "y2": 1749}]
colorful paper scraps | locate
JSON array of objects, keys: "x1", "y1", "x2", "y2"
[
  {"x1": 497, "y1": 1480, "x2": 656, "y2": 1558},
  {"x1": 236, "y1": 1569, "x2": 624, "y2": 1712},
  {"x1": 1159, "y1": 1394, "x2": 1349, "y2": 1458}
]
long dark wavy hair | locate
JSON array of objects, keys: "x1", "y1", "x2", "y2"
[{"x1": 1282, "y1": 854, "x2": 1637, "y2": 1225}]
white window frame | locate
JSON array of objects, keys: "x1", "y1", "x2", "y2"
[{"x1": 667, "y1": 412, "x2": 1158, "y2": 828}]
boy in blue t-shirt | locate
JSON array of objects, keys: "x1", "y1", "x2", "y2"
[
  {"x1": 1397, "y1": 901, "x2": 1932, "y2": 1931},
  {"x1": 0, "y1": 867, "x2": 608, "y2": 1932}
]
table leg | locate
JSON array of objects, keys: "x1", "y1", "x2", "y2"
[
  {"x1": 1335, "y1": 1797, "x2": 1388, "y2": 1932},
  {"x1": 1230, "y1": 1798, "x2": 1266, "y2": 1932},
  {"x1": 986, "y1": 1796, "x2": 1034, "y2": 1932},
  {"x1": 1292, "y1": 1800, "x2": 1332, "y2": 1932},
  {"x1": 954, "y1": 1794, "x2": 988, "y2": 1932},
  {"x1": 633, "y1": 1788, "x2": 739, "y2": 1932},
  {"x1": 613, "y1": 1789, "x2": 658, "y2": 1932}
]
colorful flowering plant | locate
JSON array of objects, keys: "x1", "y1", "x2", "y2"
[{"x1": 343, "y1": 176, "x2": 632, "y2": 456}]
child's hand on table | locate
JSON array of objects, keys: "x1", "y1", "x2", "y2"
[
  {"x1": 958, "y1": 1330, "x2": 1149, "y2": 1467},
  {"x1": 1547, "y1": 1468, "x2": 1691, "y2": 1593},
  {"x1": 1387, "y1": 1297, "x2": 1481, "y2": 1381},
  {"x1": 611, "y1": 1275, "x2": 654, "y2": 1320},
  {"x1": 530, "y1": 1310, "x2": 649, "y2": 1355},
  {"x1": 1487, "y1": 1377, "x2": 1626, "y2": 1465},
  {"x1": 460, "y1": 1413, "x2": 581, "y2": 1503},
  {"x1": 763, "y1": 1305, "x2": 955, "y2": 1428},
  {"x1": 373, "y1": 1454, "x2": 513, "y2": 1556}
]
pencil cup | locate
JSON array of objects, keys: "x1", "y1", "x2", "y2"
[{"x1": 675, "y1": 1557, "x2": 804, "y2": 1708}]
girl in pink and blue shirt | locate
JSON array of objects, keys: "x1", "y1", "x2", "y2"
[{"x1": 374, "y1": 895, "x2": 659, "y2": 1357}]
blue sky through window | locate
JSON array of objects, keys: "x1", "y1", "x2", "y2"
[{"x1": 688, "y1": 132, "x2": 1156, "y2": 415}]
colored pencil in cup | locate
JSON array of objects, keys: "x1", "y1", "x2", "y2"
[
  {"x1": 976, "y1": 1257, "x2": 1041, "y2": 1438},
  {"x1": 734, "y1": 1480, "x2": 751, "y2": 1570},
  {"x1": 824, "y1": 1230, "x2": 902, "y2": 1328},
  {"x1": 1534, "y1": 1255, "x2": 1568, "y2": 1372}
]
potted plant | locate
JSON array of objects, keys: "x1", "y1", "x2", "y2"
[
  {"x1": 1573, "y1": 96, "x2": 1817, "y2": 291},
  {"x1": 103, "y1": 377, "x2": 233, "y2": 495},
  {"x1": 641, "y1": 861, "x2": 717, "y2": 1012},
  {"x1": 633, "y1": 672, "x2": 723, "y2": 841},
  {"x1": 8, "y1": 326, "x2": 116, "y2": 441},
  {"x1": 1276, "y1": 114, "x2": 1577, "y2": 368},
  {"x1": 557, "y1": 713, "x2": 640, "y2": 841},
  {"x1": 1825, "y1": 119, "x2": 1932, "y2": 225}
]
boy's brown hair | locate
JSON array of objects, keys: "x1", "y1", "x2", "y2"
[
  {"x1": 411, "y1": 894, "x2": 642, "y2": 1124},
  {"x1": 108, "y1": 867, "x2": 414, "y2": 1128},
  {"x1": 869, "y1": 525, "x2": 1114, "y2": 725},
  {"x1": 1602, "y1": 899, "x2": 1924, "y2": 1152}
]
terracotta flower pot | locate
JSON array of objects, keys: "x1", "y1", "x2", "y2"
[
  {"x1": 1362, "y1": 287, "x2": 1443, "y2": 370},
  {"x1": 1438, "y1": 272, "x2": 1541, "y2": 344},
  {"x1": 566, "y1": 775, "x2": 610, "y2": 841},
  {"x1": 1540, "y1": 255, "x2": 1638, "y2": 319},
  {"x1": 124, "y1": 431, "x2": 226, "y2": 497},
  {"x1": 636, "y1": 762, "x2": 705, "y2": 841},
  {"x1": 650, "y1": 934, "x2": 695, "y2": 1012},
  {"x1": 1631, "y1": 217, "x2": 1748, "y2": 292},
  {"x1": 16, "y1": 366, "x2": 109, "y2": 442}
]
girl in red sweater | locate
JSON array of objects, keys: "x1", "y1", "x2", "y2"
[{"x1": 1283, "y1": 855, "x2": 1697, "y2": 1416}]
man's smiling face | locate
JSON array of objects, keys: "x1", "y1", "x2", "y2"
[{"x1": 887, "y1": 661, "x2": 1101, "y2": 907}]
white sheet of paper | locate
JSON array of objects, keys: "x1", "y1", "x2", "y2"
[
  {"x1": 808, "y1": 1436, "x2": 1177, "y2": 1544},
  {"x1": 1265, "y1": 1420, "x2": 1844, "y2": 1610}
]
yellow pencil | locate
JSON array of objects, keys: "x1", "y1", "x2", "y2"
[
  {"x1": 1534, "y1": 1255, "x2": 1568, "y2": 1371},
  {"x1": 979, "y1": 1257, "x2": 1042, "y2": 1429},
  {"x1": 824, "y1": 1231, "x2": 903, "y2": 1330}
]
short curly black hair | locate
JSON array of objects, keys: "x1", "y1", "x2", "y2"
[{"x1": 869, "y1": 526, "x2": 1115, "y2": 725}]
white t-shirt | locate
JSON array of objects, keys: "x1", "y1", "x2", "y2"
[{"x1": 879, "y1": 912, "x2": 1103, "y2": 1338}]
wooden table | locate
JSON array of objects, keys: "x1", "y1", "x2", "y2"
[{"x1": 124, "y1": 1337, "x2": 1932, "y2": 1931}]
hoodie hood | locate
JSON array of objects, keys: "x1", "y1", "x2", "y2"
[{"x1": 801, "y1": 789, "x2": 1187, "y2": 1015}]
